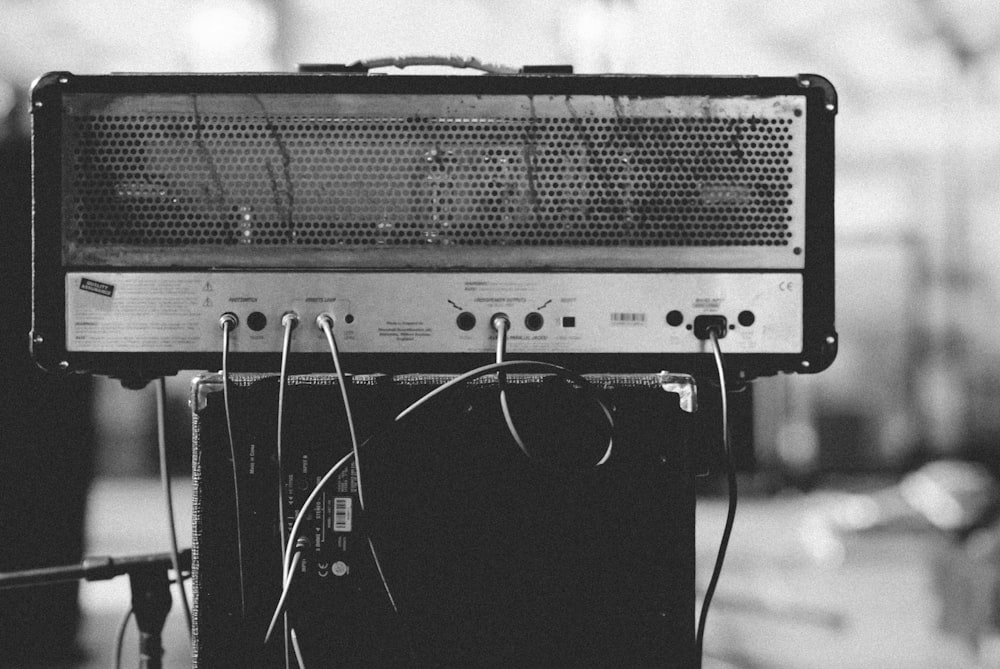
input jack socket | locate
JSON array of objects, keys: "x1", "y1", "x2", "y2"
[
  {"x1": 315, "y1": 313, "x2": 336, "y2": 330},
  {"x1": 491, "y1": 313, "x2": 511, "y2": 331},
  {"x1": 218, "y1": 312, "x2": 239, "y2": 330}
]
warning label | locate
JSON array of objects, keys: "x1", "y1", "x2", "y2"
[
  {"x1": 79, "y1": 277, "x2": 114, "y2": 297},
  {"x1": 377, "y1": 321, "x2": 432, "y2": 343},
  {"x1": 67, "y1": 273, "x2": 205, "y2": 352}
]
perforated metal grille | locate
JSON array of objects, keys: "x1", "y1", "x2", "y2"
[{"x1": 65, "y1": 111, "x2": 800, "y2": 250}]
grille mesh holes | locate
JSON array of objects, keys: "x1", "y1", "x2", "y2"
[{"x1": 68, "y1": 114, "x2": 799, "y2": 248}]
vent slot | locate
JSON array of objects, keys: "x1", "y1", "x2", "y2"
[{"x1": 66, "y1": 113, "x2": 801, "y2": 250}]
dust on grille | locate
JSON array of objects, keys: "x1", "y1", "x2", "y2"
[{"x1": 66, "y1": 115, "x2": 797, "y2": 248}]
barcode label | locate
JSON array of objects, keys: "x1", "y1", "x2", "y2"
[
  {"x1": 610, "y1": 312, "x2": 646, "y2": 323},
  {"x1": 333, "y1": 497, "x2": 352, "y2": 532}
]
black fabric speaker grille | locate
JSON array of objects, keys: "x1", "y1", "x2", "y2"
[{"x1": 67, "y1": 114, "x2": 799, "y2": 249}]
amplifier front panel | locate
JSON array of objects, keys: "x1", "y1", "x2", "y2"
[
  {"x1": 59, "y1": 92, "x2": 806, "y2": 270},
  {"x1": 65, "y1": 271, "x2": 802, "y2": 355},
  {"x1": 34, "y1": 72, "x2": 835, "y2": 378}
]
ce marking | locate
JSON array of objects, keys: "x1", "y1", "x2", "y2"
[{"x1": 779, "y1": 281, "x2": 796, "y2": 292}]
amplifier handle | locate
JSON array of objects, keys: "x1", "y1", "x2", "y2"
[{"x1": 299, "y1": 55, "x2": 525, "y2": 75}]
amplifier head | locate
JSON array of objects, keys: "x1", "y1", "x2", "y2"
[{"x1": 31, "y1": 70, "x2": 836, "y2": 380}]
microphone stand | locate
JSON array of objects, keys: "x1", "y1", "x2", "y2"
[{"x1": 0, "y1": 549, "x2": 191, "y2": 669}]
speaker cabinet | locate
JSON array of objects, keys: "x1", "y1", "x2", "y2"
[{"x1": 191, "y1": 372, "x2": 697, "y2": 667}]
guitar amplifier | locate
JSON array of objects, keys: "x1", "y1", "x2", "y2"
[
  {"x1": 191, "y1": 371, "x2": 698, "y2": 667},
  {"x1": 31, "y1": 70, "x2": 836, "y2": 379}
]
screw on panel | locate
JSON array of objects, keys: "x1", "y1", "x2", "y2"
[
  {"x1": 826, "y1": 335, "x2": 836, "y2": 345},
  {"x1": 58, "y1": 77, "x2": 68, "y2": 84},
  {"x1": 32, "y1": 334, "x2": 44, "y2": 344},
  {"x1": 58, "y1": 361, "x2": 70, "y2": 370}
]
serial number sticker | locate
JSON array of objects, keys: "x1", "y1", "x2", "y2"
[
  {"x1": 333, "y1": 497, "x2": 353, "y2": 532},
  {"x1": 610, "y1": 312, "x2": 646, "y2": 325}
]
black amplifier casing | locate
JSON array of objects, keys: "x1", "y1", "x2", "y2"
[{"x1": 32, "y1": 71, "x2": 836, "y2": 380}]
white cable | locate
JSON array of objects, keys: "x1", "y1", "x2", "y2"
[
  {"x1": 395, "y1": 360, "x2": 613, "y2": 441},
  {"x1": 276, "y1": 312, "x2": 298, "y2": 669},
  {"x1": 282, "y1": 362, "x2": 600, "y2": 575},
  {"x1": 494, "y1": 316, "x2": 531, "y2": 459},
  {"x1": 392, "y1": 359, "x2": 615, "y2": 464},
  {"x1": 154, "y1": 377, "x2": 193, "y2": 638},
  {"x1": 269, "y1": 452, "x2": 361, "y2": 647},
  {"x1": 493, "y1": 316, "x2": 613, "y2": 466},
  {"x1": 322, "y1": 318, "x2": 393, "y2": 605},
  {"x1": 273, "y1": 358, "x2": 617, "y2": 645},
  {"x1": 277, "y1": 314, "x2": 297, "y2": 554},
  {"x1": 367, "y1": 535, "x2": 400, "y2": 613},
  {"x1": 290, "y1": 629, "x2": 307, "y2": 669},
  {"x1": 265, "y1": 551, "x2": 304, "y2": 644},
  {"x1": 318, "y1": 316, "x2": 364, "y2": 507},
  {"x1": 302, "y1": 318, "x2": 402, "y2": 614},
  {"x1": 221, "y1": 317, "x2": 248, "y2": 618},
  {"x1": 282, "y1": 451, "x2": 355, "y2": 582}
]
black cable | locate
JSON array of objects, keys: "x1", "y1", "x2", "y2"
[
  {"x1": 114, "y1": 606, "x2": 133, "y2": 669},
  {"x1": 154, "y1": 377, "x2": 193, "y2": 638},
  {"x1": 695, "y1": 330, "x2": 738, "y2": 668},
  {"x1": 221, "y1": 315, "x2": 248, "y2": 618},
  {"x1": 111, "y1": 577, "x2": 193, "y2": 669}
]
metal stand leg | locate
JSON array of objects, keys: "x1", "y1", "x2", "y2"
[{"x1": 129, "y1": 565, "x2": 173, "y2": 669}]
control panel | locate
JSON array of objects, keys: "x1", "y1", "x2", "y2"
[{"x1": 65, "y1": 272, "x2": 802, "y2": 355}]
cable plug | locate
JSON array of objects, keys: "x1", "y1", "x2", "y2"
[
  {"x1": 218, "y1": 312, "x2": 239, "y2": 331},
  {"x1": 315, "y1": 313, "x2": 335, "y2": 331},
  {"x1": 281, "y1": 311, "x2": 299, "y2": 329},
  {"x1": 491, "y1": 313, "x2": 511, "y2": 332},
  {"x1": 693, "y1": 315, "x2": 728, "y2": 340}
]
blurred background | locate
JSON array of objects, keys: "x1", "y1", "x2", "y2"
[{"x1": 2, "y1": 0, "x2": 1000, "y2": 667}]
